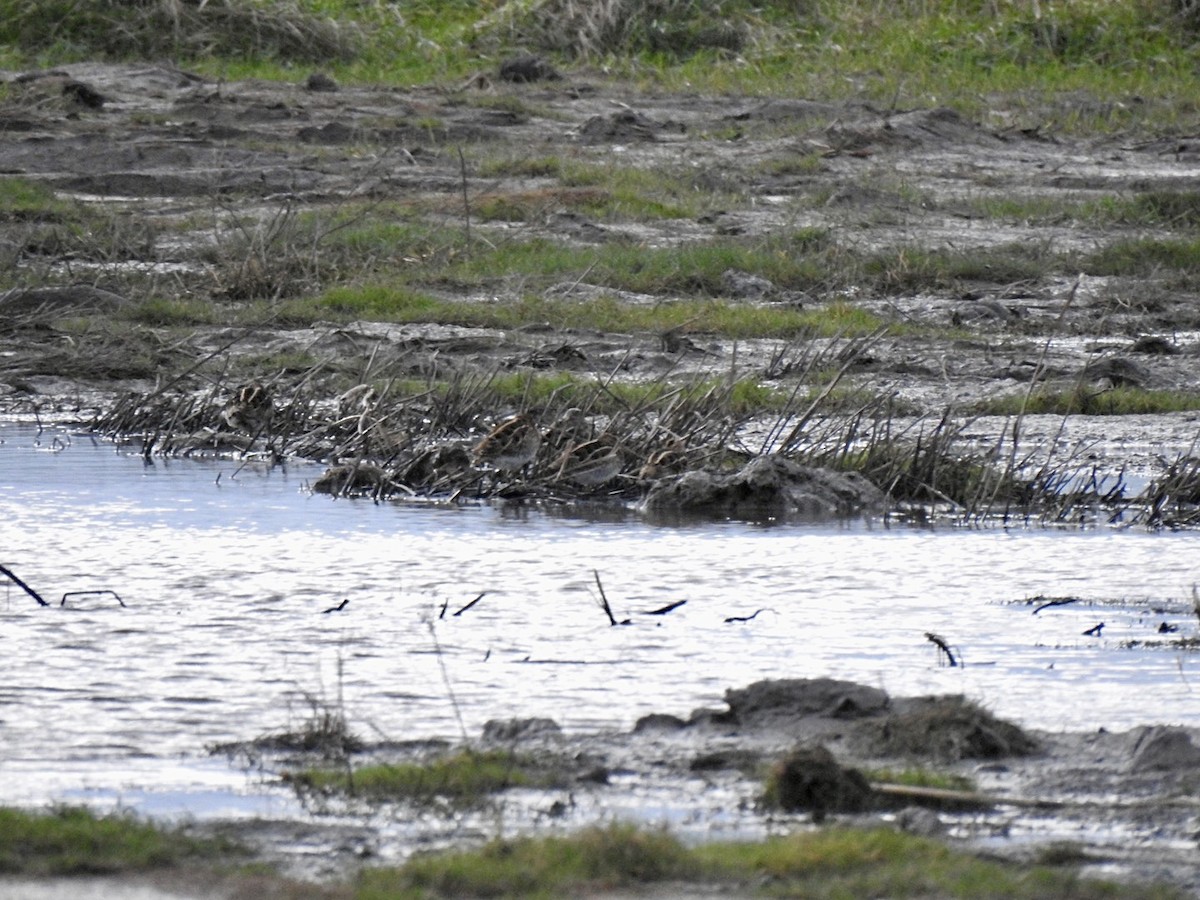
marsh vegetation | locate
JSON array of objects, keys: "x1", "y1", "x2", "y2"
[{"x1": 4, "y1": 0, "x2": 1200, "y2": 895}]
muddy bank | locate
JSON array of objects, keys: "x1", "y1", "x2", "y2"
[
  {"x1": 192, "y1": 676, "x2": 1200, "y2": 896},
  {"x1": 2, "y1": 62, "x2": 1200, "y2": 510}
]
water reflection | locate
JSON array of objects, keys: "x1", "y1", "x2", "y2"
[{"x1": 2, "y1": 420, "x2": 1200, "y2": 811}]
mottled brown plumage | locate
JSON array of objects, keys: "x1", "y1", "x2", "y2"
[
  {"x1": 473, "y1": 413, "x2": 541, "y2": 472},
  {"x1": 555, "y1": 437, "x2": 623, "y2": 487}
]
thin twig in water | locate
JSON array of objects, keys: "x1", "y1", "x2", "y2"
[
  {"x1": 644, "y1": 599, "x2": 687, "y2": 616},
  {"x1": 1031, "y1": 596, "x2": 1081, "y2": 615},
  {"x1": 426, "y1": 619, "x2": 470, "y2": 745},
  {"x1": 593, "y1": 569, "x2": 629, "y2": 626},
  {"x1": 61, "y1": 590, "x2": 125, "y2": 608},
  {"x1": 725, "y1": 608, "x2": 771, "y2": 624},
  {"x1": 453, "y1": 591, "x2": 488, "y2": 617}
]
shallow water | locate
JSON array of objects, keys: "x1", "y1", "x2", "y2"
[{"x1": 2, "y1": 421, "x2": 1199, "y2": 818}]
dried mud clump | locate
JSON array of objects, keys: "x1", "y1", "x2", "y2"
[
  {"x1": 723, "y1": 678, "x2": 891, "y2": 726},
  {"x1": 763, "y1": 744, "x2": 873, "y2": 822},
  {"x1": 643, "y1": 457, "x2": 886, "y2": 523},
  {"x1": 872, "y1": 696, "x2": 1038, "y2": 761}
]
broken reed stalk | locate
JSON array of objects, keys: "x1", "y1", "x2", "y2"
[{"x1": 426, "y1": 619, "x2": 470, "y2": 745}]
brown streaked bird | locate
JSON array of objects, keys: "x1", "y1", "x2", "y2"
[
  {"x1": 473, "y1": 413, "x2": 542, "y2": 473},
  {"x1": 221, "y1": 380, "x2": 274, "y2": 434},
  {"x1": 555, "y1": 437, "x2": 623, "y2": 488},
  {"x1": 638, "y1": 437, "x2": 688, "y2": 481}
]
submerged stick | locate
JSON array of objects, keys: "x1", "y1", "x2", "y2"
[
  {"x1": 644, "y1": 599, "x2": 687, "y2": 616},
  {"x1": 593, "y1": 570, "x2": 629, "y2": 626},
  {"x1": 925, "y1": 631, "x2": 958, "y2": 667},
  {"x1": 725, "y1": 608, "x2": 769, "y2": 624},
  {"x1": 0, "y1": 564, "x2": 49, "y2": 607},
  {"x1": 61, "y1": 590, "x2": 125, "y2": 608},
  {"x1": 1031, "y1": 596, "x2": 1080, "y2": 615}
]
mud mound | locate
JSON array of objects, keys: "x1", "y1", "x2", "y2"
[
  {"x1": 642, "y1": 456, "x2": 886, "y2": 522},
  {"x1": 873, "y1": 696, "x2": 1038, "y2": 761},
  {"x1": 725, "y1": 98, "x2": 842, "y2": 123},
  {"x1": 763, "y1": 744, "x2": 873, "y2": 822},
  {"x1": 579, "y1": 109, "x2": 685, "y2": 143},
  {"x1": 826, "y1": 107, "x2": 1001, "y2": 153},
  {"x1": 724, "y1": 678, "x2": 890, "y2": 726},
  {"x1": 1130, "y1": 725, "x2": 1200, "y2": 771}
]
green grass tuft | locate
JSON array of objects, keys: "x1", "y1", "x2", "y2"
[
  {"x1": 287, "y1": 749, "x2": 568, "y2": 805},
  {"x1": 0, "y1": 806, "x2": 232, "y2": 876},
  {"x1": 357, "y1": 822, "x2": 1181, "y2": 899}
]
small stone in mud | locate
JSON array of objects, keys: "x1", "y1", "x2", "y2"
[
  {"x1": 690, "y1": 749, "x2": 761, "y2": 772},
  {"x1": 305, "y1": 71, "x2": 339, "y2": 92},
  {"x1": 721, "y1": 268, "x2": 776, "y2": 300},
  {"x1": 499, "y1": 55, "x2": 561, "y2": 83},
  {"x1": 632, "y1": 713, "x2": 688, "y2": 733},
  {"x1": 764, "y1": 744, "x2": 873, "y2": 822},
  {"x1": 577, "y1": 766, "x2": 610, "y2": 784},
  {"x1": 1131, "y1": 334, "x2": 1180, "y2": 355},
  {"x1": 895, "y1": 806, "x2": 947, "y2": 837},
  {"x1": 62, "y1": 79, "x2": 106, "y2": 108}
]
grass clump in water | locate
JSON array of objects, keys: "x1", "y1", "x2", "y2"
[
  {"x1": 287, "y1": 749, "x2": 567, "y2": 805},
  {"x1": 0, "y1": 806, "x2": 232, "y2": 876}
]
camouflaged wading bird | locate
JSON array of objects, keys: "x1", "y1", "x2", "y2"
[
  {"x1": 473, "y1": 413, "x2": 541, "y2": 474},
  {"x1": 221, "y1": 381, "x2": 274, "y2": 434},
  {"x1": 555, "y1": 436, "x2": 624, "y2": 487}
]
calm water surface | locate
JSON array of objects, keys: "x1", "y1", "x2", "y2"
[{"x1": 2, "y1": 421, "x2": 1199, "y2": 816}]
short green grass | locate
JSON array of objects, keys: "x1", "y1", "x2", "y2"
[
  {"x1": 313, "y1": 284, "x2": 883, "y2": 339},
  {"x1": 0, "y1": 176, "x2": 70, "y2": 221},
  {"x1": 0, "y1": 806, "x2": 233, "y2": 876},
  {"x1": 356, "y1": 822, "x2": 1181, "y2": 899},
  {"x1": 977, "y1": 385, "x2": 1200, "y2": 416},
  {"x1": 864, "y1": 767, "x2": 976, "y2": 793}
]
